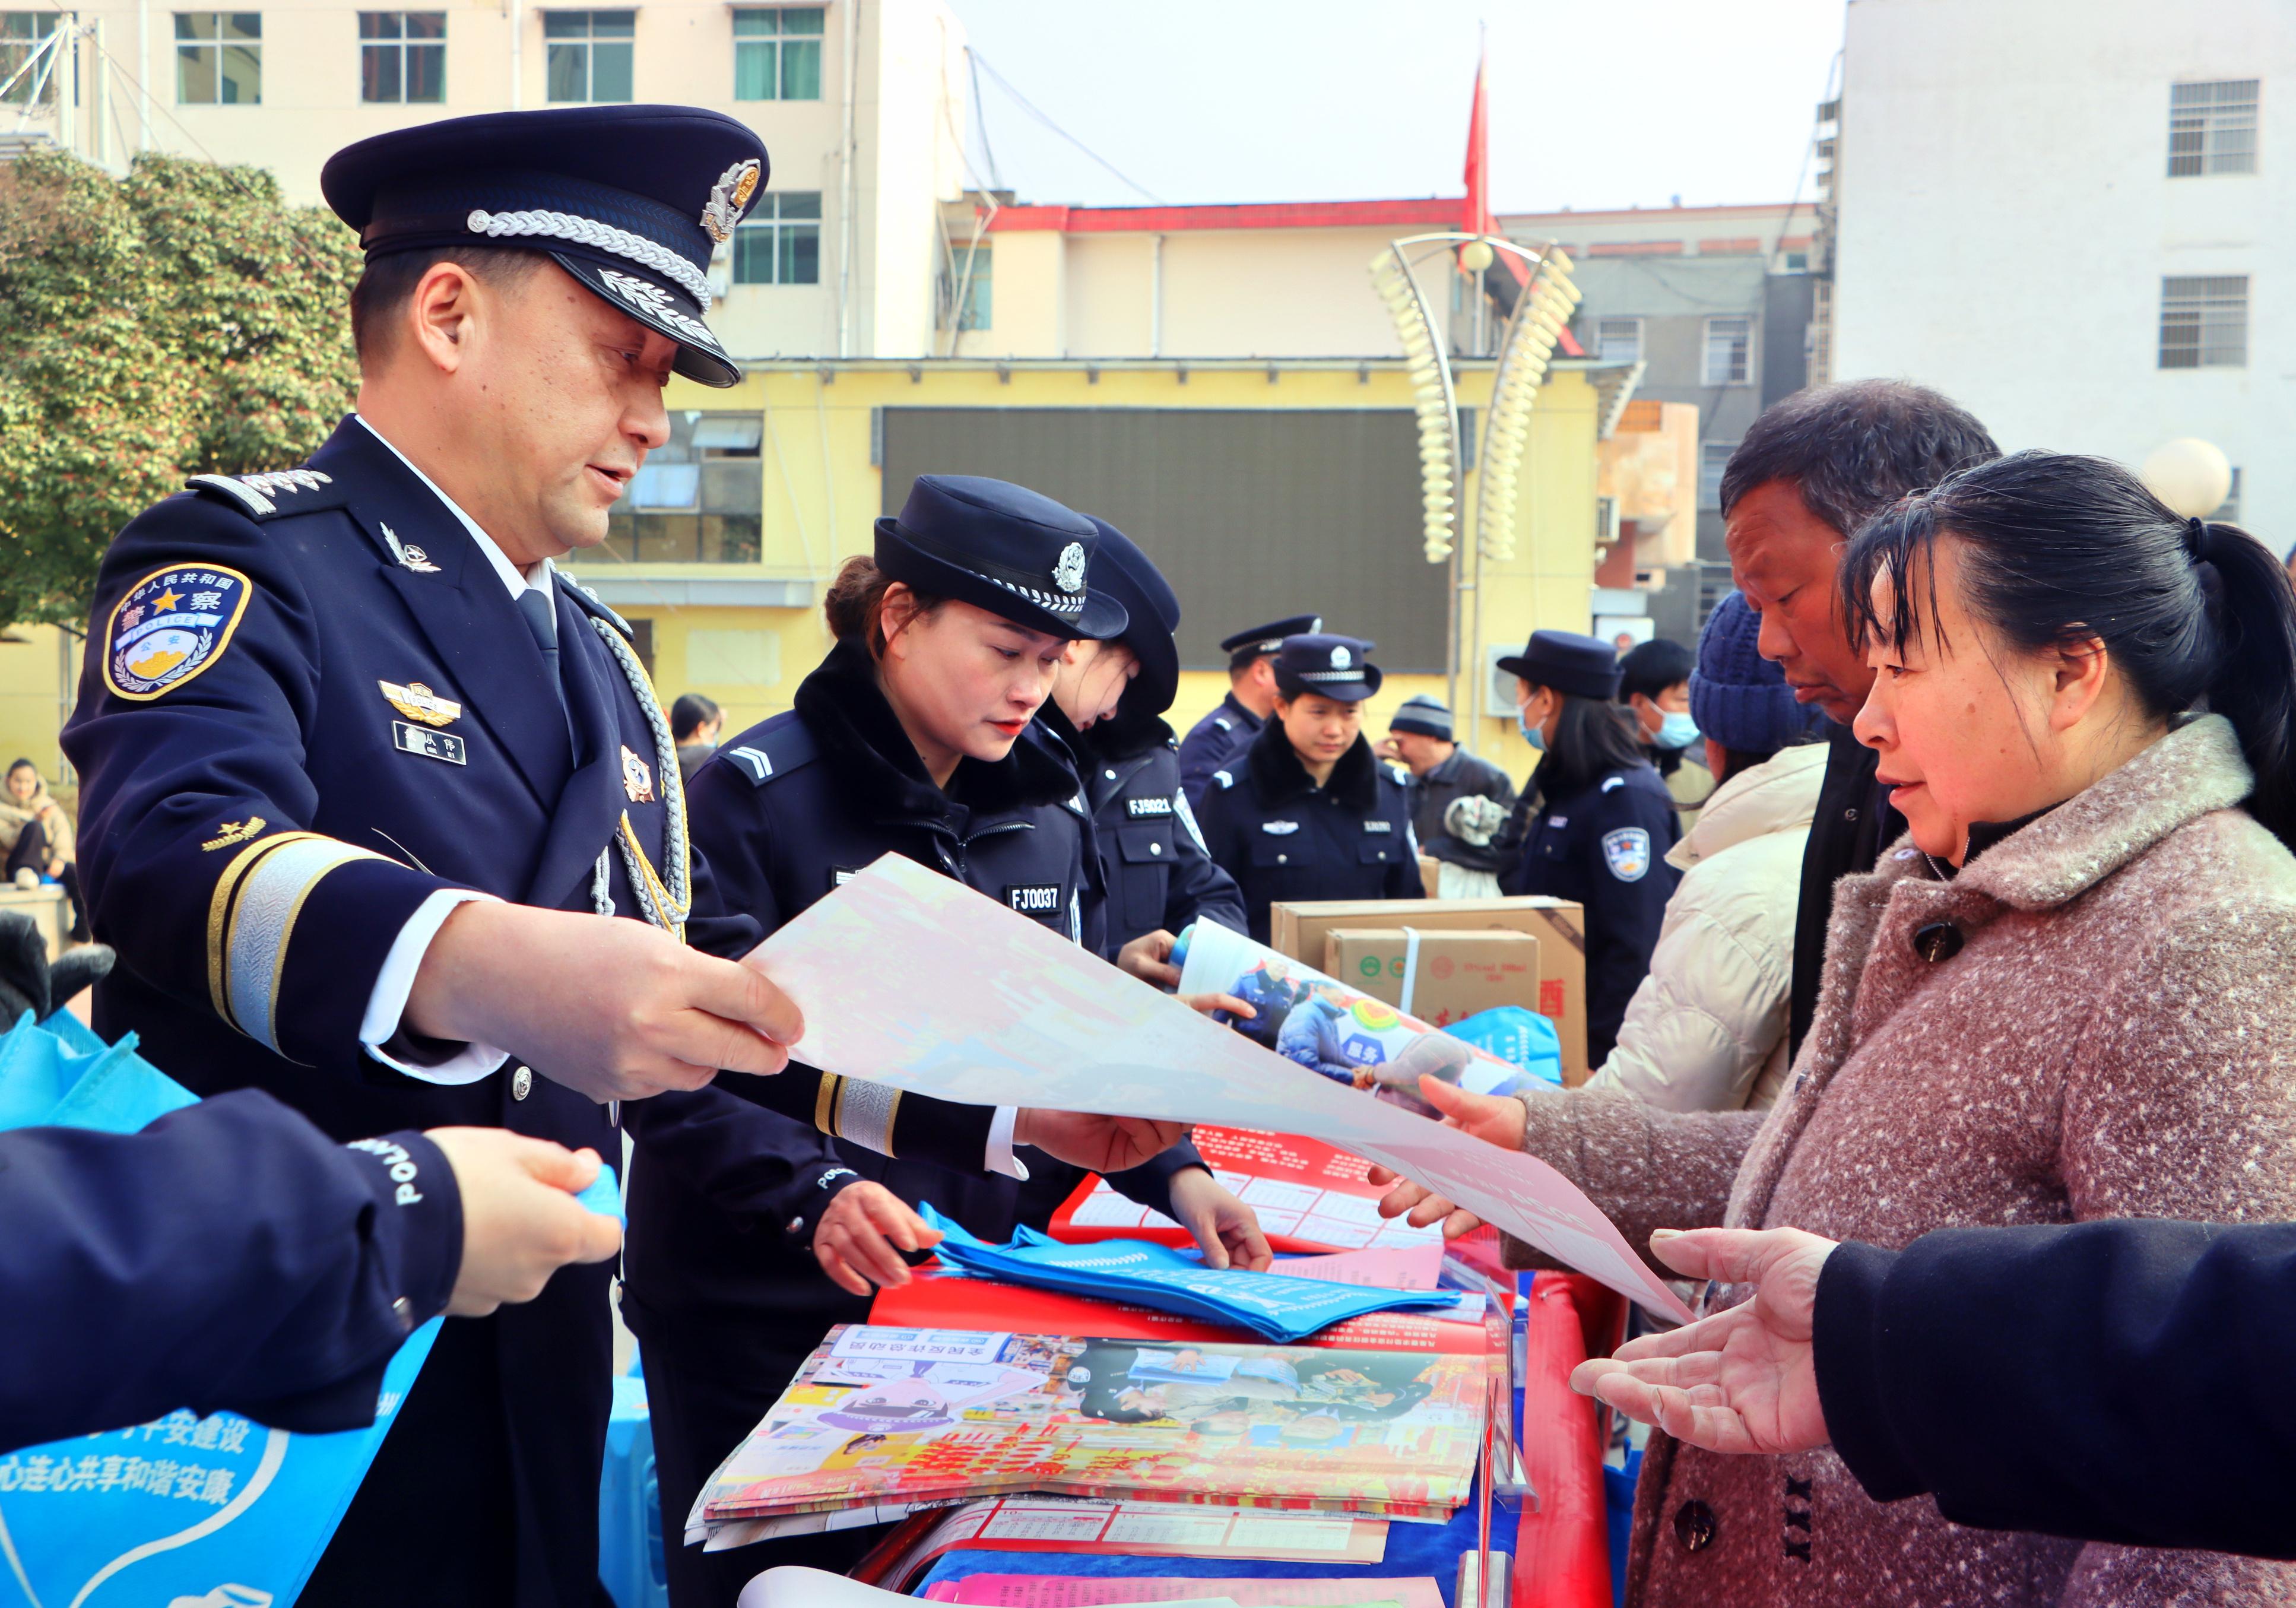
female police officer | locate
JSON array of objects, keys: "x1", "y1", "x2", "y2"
[
  {"x1": 1196, "y1": 633, "x2": 1421, "y2": 943},
  {"x1": 626, "y1": 475, "x2": 1265, "y2": 1600},
  {"x1": 1038, "y1": 517, "x2": 1246, "y2": 966},
  {"x1": 1495, "y1": 629, "x2": 1682, "y2": 1066}
]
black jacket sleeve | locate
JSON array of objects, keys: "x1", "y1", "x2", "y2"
[
  {"x1": 1167, "y1": 790, "x2": 1247, "y2": 938},
  {"x1": 1815, "y1": 1220, "x2": 2296, "y2": 1558},
  {"x1": 0, "y1": 1089, "x2": 462, "y2": 1453}
]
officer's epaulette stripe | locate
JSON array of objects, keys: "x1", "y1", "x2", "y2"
[
  {"x1": 725, "y1": 716, "x2": 818, "y2": 788},
  {"x1": 183, "y1": 468, "x2": 338, "y2": 521},
  {"x1": 208, "y1": 830, "x2": 386, "y2": 1053}
]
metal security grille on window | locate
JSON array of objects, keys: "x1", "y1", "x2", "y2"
[
  {"x1": 545, "y1": 9, "x2": 632, "y2": 103},
  {"x1": 732, "y1": 7, "x2": 822, "y2": 100},
  {"x1": 1, "y1": 14, "x2": 58, "y2": 104},
  {"x1": 176, "y1": 11, "x2": 261, "y2": 104},
  {"x1": 1703, "y1": 317, "x2": 1751, "y2": 386},
  {"x1": 733, "y1": 192, "x2": 822, "y2": 286},
  {"x1": 2159, "y1": 277, "x2": 2248, "y2": 369},
  {"x1": 940, "y1": 243, "x2": 991, "y2": 331},
  {"x1": 1596, "y1": 318, "x2": 1642, "y2": 364},
  {"x1": 360, "y1": 11, "x2": 443, "y2": 103},
  {"x1": 1699, "y1": 443, "x2": 1731, "y2": 509},
  {"x1": 604, "y1": 412, "x2": 762, "y2": 563},
  {"x1": 2168, "y1": 81, "x2": 2258, "y2": 177}
]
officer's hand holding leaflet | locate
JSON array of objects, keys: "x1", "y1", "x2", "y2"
[
  {"x1": 426, "y1": 1125, "x2": 624, "y2": 1315},
  {"x1": 1116, "y1": 928, "x2": 1258, "y2": 1020},
  {"x1": 404, "y1": 900, "x2": 803, "y2": 1102},
  {"x1": 1013, "y1": 1107, "x2": 1192, "y2": 1172}
]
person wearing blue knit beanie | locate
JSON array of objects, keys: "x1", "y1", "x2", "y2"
[{"x1": 1580, "y1": 594, "x2": 1830, "y2": 1112}]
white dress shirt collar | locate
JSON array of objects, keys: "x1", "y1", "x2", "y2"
[{"x1": 353, "y1": 413, "x2": 556, "y2": 602}]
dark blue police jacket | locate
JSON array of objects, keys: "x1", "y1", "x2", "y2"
[
  {"x1": 1499, "y1": 758, "x2": 1682, "y2": 1067},
  {"x1": 1195, "y1": 721, "x2": 1422, "y2": 943},
  {"x1": 1176, "y1": 690, "x2": 1263, "y2": 808},
  {"x1": 1040, "y1": 705, "x2": 1245, "y2": 957},
  {"x1": 0, "y1": 1089, "x2": 460, "y2": 1454},
  {"x1": 624, "y1": 636, "x2": 1206, "y2": 1359},
  {"x1": 58, "y1": 418, "x2": 997, "y2": 1603}
]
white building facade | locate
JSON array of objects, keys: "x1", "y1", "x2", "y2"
[{"x1": 1829, "y1": 0, "x2": 2289, "y2": 540}]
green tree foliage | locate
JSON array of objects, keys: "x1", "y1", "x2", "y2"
[{"x1": 0, "y1": 148, "x2": 359, "y2": 630}]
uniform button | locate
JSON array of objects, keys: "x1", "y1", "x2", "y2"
[
  {"x1": 787, "y1": 1216, "x2": 806, "y2": 1235},
  {"x1": 1843, "y1": 807, "x2": 1860, "y2": 822},
  {"x1": 391, "y1": 1296, "x2": 414, "y2": 1333},
  {"x1": 1913, "y1": 921, "x2": 1963, "y2": 963},
  {"x1": 1149, "y1": 842, "x2": 1162, "y2": 856},
  {"x1": 1104, "y1": 769, "x2": 1117, "y2": 780},
  {"x1": 1673, "y1": 1499, "x2": 1718, "y2": 1553},
  {"x1": 511, "y1": 1065, "x2": 534, "y2": 1101},
  {"x1": 1276, "y1": 853, "x2": 1287, "y2": 864}
]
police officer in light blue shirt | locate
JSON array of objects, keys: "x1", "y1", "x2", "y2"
[
  {"x1": 1495, "y1": 629, "x2": 1682, "y2": 1066},
  {"x1": 1195, "y1": 633, "x2": 1422, "y2": 942}
]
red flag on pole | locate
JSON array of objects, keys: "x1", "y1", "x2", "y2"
[{"x1": 1463, "y1": 44, "x2": 1583, "y2": 354}]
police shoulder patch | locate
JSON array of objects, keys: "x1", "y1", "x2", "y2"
[
  {"x1": 1602, "y1": 826, "x2": 1653, "y2": 882},
  {"x1": 103, "y1": 563, "x2": 254, "y2": 701}
]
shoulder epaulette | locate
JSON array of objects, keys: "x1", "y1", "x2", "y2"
[
  {"x1": 184, "y1": 468, "x2": 338, "y2": 519},
  {"x1": 719, "y1": 714, "x2": 818, "y2": 788},
  {"x1": 1212, "y1": 769, "x2": 1235, "y2": 790},
  {"x1": 557, "y1": 576, "x2": 633, "y2": 639}
]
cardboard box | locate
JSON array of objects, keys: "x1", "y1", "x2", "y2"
[
  {"x1": 1272, "y1": 897, "x2": 1590, "y2": 1083},
  {"x1": 1323, "y1": 927, "x2": 1543, "y2": 1030}
]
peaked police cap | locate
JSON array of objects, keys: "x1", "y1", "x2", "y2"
[
  {"x1": 876, "y1": 476, "x2": 1128, "y2": 642},
  {"x1": 1496, "y1": 629, "x2": 1622, "y2": 701},
  {"x1": 1082, "y1": 517, "x2": 1182, "y2": 717},
  {"x1": 1274, "y1": 633, "x2": 1382, "y2": 702},
  {"x1": 1219, "y1": 614, "x2": 1324, "y2": 659},
  {"x1": 321, "y1": 105, "x2": 768, "y2": 388}
]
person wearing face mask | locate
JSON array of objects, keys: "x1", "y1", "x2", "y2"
[
  {"x1": 629, "y1": 477, "x2": 1263, "y2": 1603},
  {"x1": 1618, "y1": 638, "x2": 1714, "y2": 835},
  {"x1": 1035, "y1": 517, "x2": 1246, "y2": 964},
  {"x1": 1493, "y1": 630, "x2": 1682, "y2": 1067},
  {"x1": 1195, "y1": 634, "x2": 1422, "y2": 943}
]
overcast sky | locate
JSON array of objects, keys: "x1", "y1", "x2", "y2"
[{"x1": 946, "y1": 0, "x2": 1845, "y2": 215}]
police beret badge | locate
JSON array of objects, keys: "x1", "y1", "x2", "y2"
[{"x1": 103, "y1": 564, "x2": 253, "y2": 701}]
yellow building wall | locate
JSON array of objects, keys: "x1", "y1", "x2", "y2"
[
  {"x1": 610, "y1": 359, "x2": 1601, "y2": 779},
  {"x1": 0, "y1": 629, "x2": 84, "y2": 792}
]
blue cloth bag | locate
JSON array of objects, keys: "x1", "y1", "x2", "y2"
[
  {"x1": 0, "y1": 1010, "x2": 439, "y2": 1608},
  {"x1": 1444, "y1": 1006, "x2": 1564, "y2": 1092},
  {"x1": 921, "y1": 1208, "x2": 1460, "y2": 1343}
]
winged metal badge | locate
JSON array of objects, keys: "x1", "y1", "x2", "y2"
[{"x1": 700, "y1": 158, "x2": 764, "y2": 243}]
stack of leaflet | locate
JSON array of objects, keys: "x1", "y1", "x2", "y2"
[
  {"x1": 687, "y1": 1324, "x2": 1487, "y2": 1553},
  {"x1": 919, "y1": 1211, "x2": 1460, "y2": 1343}
]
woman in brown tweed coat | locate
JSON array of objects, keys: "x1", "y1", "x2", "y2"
[{"x1": 1376, "y1": 451, "x2": 2296, "y2": 1607}]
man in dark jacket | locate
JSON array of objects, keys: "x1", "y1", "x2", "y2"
[
  {"x1": 1718, "y1": 382, "x2": 1999, "y2": 1058},
  {"x1": 1569, "y1": 1219, "x2": 2296, "y2": 1561},
  {"x1": 1378, "y1": 694, "x2": 1516, "y2": 887}
]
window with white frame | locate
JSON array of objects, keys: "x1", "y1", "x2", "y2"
[
  {"x1": 1702, "y1": 316, "x2": 1752, "y2": 386},
  {"x1": 605, "y1": 413, "x2": 763, "y2": 563},
  {"x1": 732, "y1": 7, "x2": 822, "y2": 100},
  {"x1": 360, "y1": 11, "x2": 443, "y2": 103},
  {"x1": 1, "y1": 14, "x2": 59, "y2": 104},
  {"x1": 1699, "y1": 442, "x2": 1732, "y2": 508},
  {"x1": 2168, "y1": 80, "x2": 2258, "y2": 177},
  {"x1": 176, "y1": 12, "x2": 261, "y2": 103},
  {"x1": 732, "y1": 192, "x2": 821, "y2": 285},
  {"x1": 1594, "y1": 316, "x2": 1642, "y2": 364},
  {"x1": 2158, "y1": 276, "x2": 2248, "y2": 368},
  {"x1": 544, "y1": 9, "x2": 632, "y2": 103},
  {"x1": 939, "y1": 240, "x2": 992, "y2": 331}
]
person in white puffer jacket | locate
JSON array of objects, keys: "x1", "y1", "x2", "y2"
[{"x1": 1584, "y1": 592, "x2": 1826, "y2": 1112}]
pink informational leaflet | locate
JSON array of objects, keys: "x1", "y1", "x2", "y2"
[{"x1": 925, "y1": 1575, "x2": 1445, "y2": 1606}]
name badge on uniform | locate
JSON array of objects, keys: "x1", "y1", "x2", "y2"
[
  {"x1": 1262, "y1": 820, "x2": 1300, "y2": 835},
  {"x1": 1363, "y1": 820, "x2": 1391, "y2": 833},
  {"x1": 1126, "y1": 796, "x2": 1174, "y2": 819},
  {"x1": 830, "y1": 865, "x2": 861, "y2": 889},
  {"x1": 392, "y1": 720, "x2": 467, "y2": 766},
  {"x1": 1006, "y1": 883, "x2": 1063, "y2": 916}
]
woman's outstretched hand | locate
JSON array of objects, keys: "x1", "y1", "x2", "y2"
[
  {"x1": 1568, "y1": 1226, "x2": 1839, "y2": 1455},
  {"x1": 1363, "y1": 1077, "x2": 1530, "y2": 1238}
]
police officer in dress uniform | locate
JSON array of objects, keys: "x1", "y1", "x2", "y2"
[
  {"x1": 1195, "y1": 634, "x2": 1423, "y2": 943},
  {"x1": 1035, "y1": 518, "x2": 1245, "y2": 962},
  {"x1": 1175, "y1": 614, "x2": 1323, "y2": 807},
  {"x1": 626, "y1": 477, "x2": 1261, "y2": 1604},
  {"x1": 62, "y1": 109, "x2": 1181, "y2": 1606},
  {"x1": 1492, "y1": 630, "x2": 1682, "y2": 1067}
]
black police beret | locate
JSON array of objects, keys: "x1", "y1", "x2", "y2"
[
  {"x1": 1273, "y1": 633, "x2": 1381, "y2": 703},
  {"x1": 1496, "y1": 629, "x2": 1622, "y2": 701},
  {"x1": 321, "y1": 105, "x2": 768, "y2": 388},
  {"x1": 876, "y1": 476, "x2": 1128, "y2": 642}
]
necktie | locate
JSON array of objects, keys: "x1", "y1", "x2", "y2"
[{"x1": 516, "y1": 585, "x2": 561, "y2": 702}]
